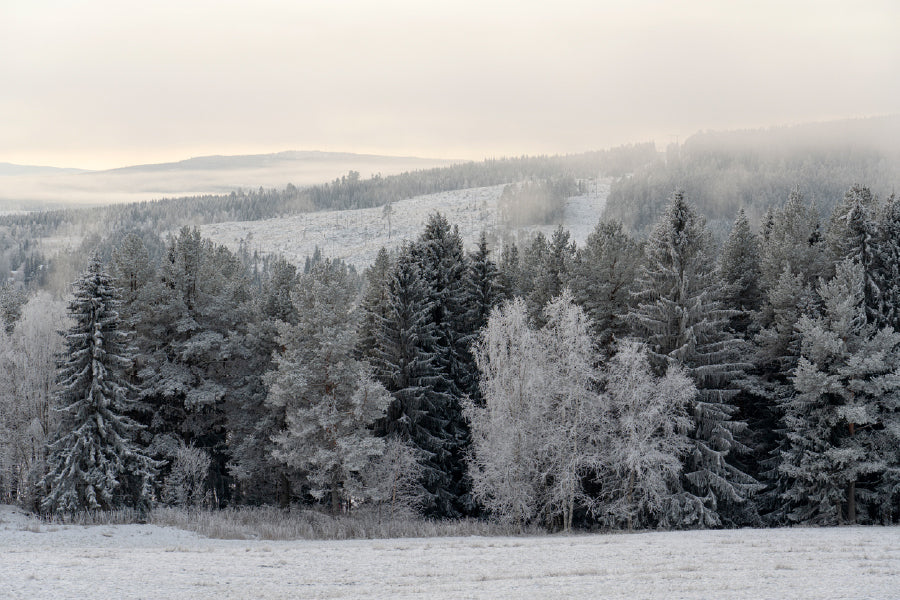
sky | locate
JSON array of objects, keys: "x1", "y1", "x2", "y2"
[{"x1": 1, "y1": 0, "x2": 898, "y2": 170}]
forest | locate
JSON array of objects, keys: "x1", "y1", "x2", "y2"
[{"x1": 2, "y1": 178, "x2": 898, "y2": 531}]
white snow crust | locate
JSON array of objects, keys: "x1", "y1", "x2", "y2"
[
  {"x1": 3, "y1": 505, "x2": 898, "y2": 599},
  {"x1": 198, "y1": 180, "x2": 611, "y2": 270}
]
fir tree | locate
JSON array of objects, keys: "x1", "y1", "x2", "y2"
[
  {"x1": 570, "y1": 220, "x2": 641, "y2": 354},
  {"x1": 718, "y1": 209, "x2": 762, "y2": 336},
  {"x1": 871, "y1": 194, "x2": 900, "y2": 331},
  {"x1": 461, "y1": 232, "x2": 501, "y2": 399},
  {"x1": 41, "y1": 257, "x2": 156, "y2": 513},
  {"x1": 781, "y1": 259, "x2": 900, "y2": 524},
  {"x1": 628, "y1": 191, "x2": 757, "y2": 527},
  {"x1": 374, "y1": 245, "x2": 454, "y2": 517}
]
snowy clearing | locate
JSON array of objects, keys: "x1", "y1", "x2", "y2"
[
  {"x1": 2, "y1": 505, "x2": 897, "y2": 600},
  {"x1": 199, "y1": 180, "x2": 611, "y2": 270}
]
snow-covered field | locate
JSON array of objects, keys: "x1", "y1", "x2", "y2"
[
  {"x1": 2, "y1": 505, "x2": 897, "y2": 600},
  {"x1": 199, "y1": 180, "x2": 611, "y2": 270}
]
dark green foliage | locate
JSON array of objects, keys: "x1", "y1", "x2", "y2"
[{"x1": 41, "y1": 258, "x2": 156, "y2": 513}]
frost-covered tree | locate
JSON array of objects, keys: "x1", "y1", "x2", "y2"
[
  {"x1": 227, "y1": 256, "x2": 298, "y2": 505},
  {"x1": 570, "y1": 220, "x2": 641, "y2": 354},
  {"x1": 40, "y1": 258, "x2": 156, "y2": 513},
  {"x1": 461, "y1": 232, "x2": 501, "y2": 399},
  {"x1": 373, "y1": 246, "x2": 454, "y2": 517},
  {"x1": 871, "y1": 194, "x2": 900, "y2": 331},
  {"x1": 466, "y1": 293, "x2": 605, "y2": 531},
  {"x1": 138, "y1": 227, "x2": 256, "y2": 506},
  {"x1": 163, "y1": 443, "x2": 211, "y2": 508},
  {"x1": 266, "y1": 259, "x2": 391, "y2": 513},
  {"x1": 358, "y1": 247, "x2": 394, "y2": 362},
  {"x1": 528, "y1": 226, "x2": 575, "y2": 327},
  {"x1": 410, "y1": 214, "x2": 473, "y2": 515},
  {"x1": 780, "y1": 259, "x2": 900, "y2": 524},
  {"x1": 598, "y1": 341, "x2": 695, "y2": 530},
  {"x1": 718, "y1": 209, "x2": 762, "y2": 336},
  {"x1": 628, "y1": 191, "x2": 757, "y2": 527},
  {"x1": 758, "y1": 189, "x2": 828, "y2": 325},
  {"x1": 0, "y1": 293, "x2": 67, "y2": 507}
]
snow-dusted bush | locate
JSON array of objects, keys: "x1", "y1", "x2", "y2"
[{"x1": 163, "y1": 444, "x2": 212, "y2": 508}]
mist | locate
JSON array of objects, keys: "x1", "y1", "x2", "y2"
[{"x1": 2, "y1": 1, "x2": 897, "y2": 171}]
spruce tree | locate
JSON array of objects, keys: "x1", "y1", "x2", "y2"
[
  {"x1": 41, "y1": 257, "x2": 156, "y2": 513},
  {"x1": 628, "y1": 191, "x2": 757, "y2": 527},
  {"x1": 411, "y1": 213, "x2": 473, "y2": 515},
  {"x1": 872, "y1": 194, "x2": 900, "y2": 331},
  {"x1": 718, "y1": 209, "x2": 762, "y2": 336},
  {"x1": 570, "y1": 220, "x2": 641, "y2": 354},
  {"x1": 781, "y1": 259, "x2": 900, "y2": 524},
  {"x1": 374, "y1": 245, "x2": 454, "y2": 517},
  {"x1": 462, "y1": 232, "x2": 501, "y2": 399}
]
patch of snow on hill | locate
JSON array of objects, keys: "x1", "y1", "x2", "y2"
[{"x1": 199, "y1": 180, "x2": 611, "y2": 270}]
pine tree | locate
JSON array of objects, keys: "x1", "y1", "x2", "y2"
[
  {"x1": 628, "y1": 191, "x2": 757, "y2": 527},
  {"x1": 41, "y1": 257, "x2": 156, "y2": 513},
  {"x1": 570, "y1": 220, "x2": 641, "y2": 354},
  {"x1": 358, "y1": 247, "x2": 394, "y2": 363},
  {"x1": 781, "y1": 259, "x2": 900, "y2": 524},
  {"x1": 265, "y1": 259, "x2": 391, "y2": 513},
  {"x1": 227, "y1": 257, "x2": 298, "y2": 505}
]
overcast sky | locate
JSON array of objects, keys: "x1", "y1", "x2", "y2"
[{"x1": 2, "y1": 0, "x2": 898, "y2": 170}]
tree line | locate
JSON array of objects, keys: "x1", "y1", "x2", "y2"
[{"x1": 1, "y1": 182, "x2": 898, "y2": 529}]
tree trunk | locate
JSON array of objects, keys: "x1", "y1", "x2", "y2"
[{"x1": 846, "y1": 422, "x2": 856, "y2": 524}]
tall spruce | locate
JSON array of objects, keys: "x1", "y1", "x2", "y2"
[
  {"x1": 628, "y1": 191, "x2": 757, "y2": 527},
  {"x1": 872, "y1": 194, "x2": 900, "y2": 331},
  {"x1": 462, "y1": 232, "x2": 501, "y2": 399},
  {"x1": 718, "y1": 209, "x2": 762, "y2": 336},
  {"x1": 374, "y1": 245, "x2": 454, "y2": 517},
  {"x1": 411, "y1": 213, "x2": 473, "y2": 515},
  {"x1": 41, "y1": 257, "x2": 156, "y2": 513}
]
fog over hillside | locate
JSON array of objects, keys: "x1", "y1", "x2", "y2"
[{"x1": 0, "y1": 151, "x2": 458, "y2": 210}]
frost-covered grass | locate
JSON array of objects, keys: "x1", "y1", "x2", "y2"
[
  {"x1": 199, "y1": 180, "x2": 611, "y2": 269},
  {"x1": 3, "y1": 504, "x2": 899, "y2": 599},
  {"x1": 150, "y1": 505, "x2": 531, "y2": 541}
]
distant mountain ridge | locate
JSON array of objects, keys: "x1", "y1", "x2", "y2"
[
  {"x1": 0, "y1": 163, "x2": 90, "y2": 176},
  {"x1": 104, "y1": 150, "x2": 459, "y2": 175},
  {"x1": 0, "y1": 151, "x2": 464, "y2": 208}
]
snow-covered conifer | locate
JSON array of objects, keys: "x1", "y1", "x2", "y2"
[
  {"x1": 40, "y1": 257, "x2": 156, "y2": 513},
  {"x1": 781, "y1": 259, "x2": 900, "y2": 524},
  {"x1": 570, "y1": 220, "x2": 641, "y2": 354},
  {"x1": 266, "y1": 259, "x2": 391, "y2": 513},
  {"x1": 628, "y1": 191, "x2": 757, "y2": 527}
]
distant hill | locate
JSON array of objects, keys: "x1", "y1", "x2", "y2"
[
  {"x1": 0, "y1": 163, "x2": 89, "y2": 176},
  {"x1": 0, "y1": 151, "x2": 461, "y2": 209}
]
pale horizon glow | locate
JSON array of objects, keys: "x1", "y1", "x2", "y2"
[{"x1": 2, "y1": 0, "x2": 898, "y2": 171}]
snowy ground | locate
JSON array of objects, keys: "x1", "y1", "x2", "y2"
[
  {"x1": 199, "y1": 180, "x2": 611, "y2": 270},
  {"x1": 2, "y1": 505, "x2": 897, "y2": 600}
]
